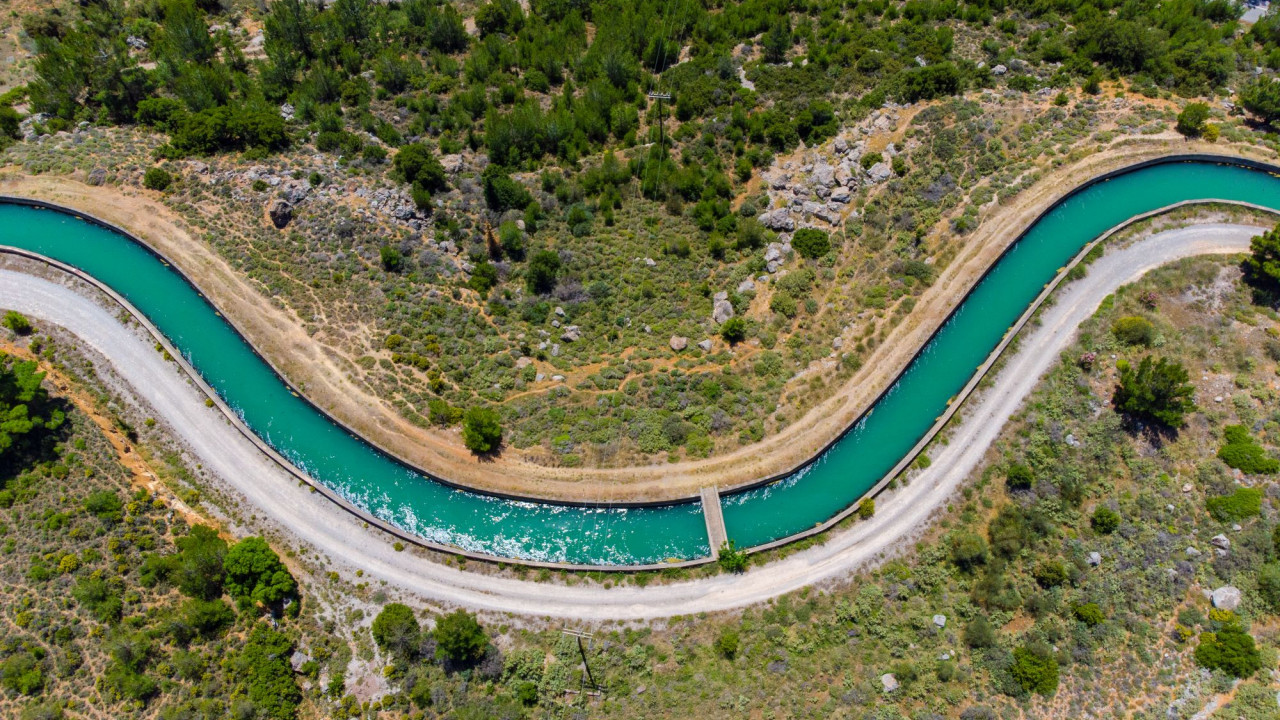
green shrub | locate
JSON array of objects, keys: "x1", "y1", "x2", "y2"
[
  {"x1": 1033, "y1": 560, "x2": 1068, "y2": 588},
  {"x1": 393, "y1": 142, "x2": 447, "y2": 192},
  {"x1": 1257, "y1": 563, "x2": 1280, "y2": 612},
  {"x1": 1195, "y1": 625, "x2": 1262, "y2": 678},
  {"x1": 3, "y1": 310, "x2": 33, "y2": 335},
  {"x1": 1217, "y1": 425, "x2": 1280, "y2": 474},
  {"x1": 143, "y1": 167, "x2": 173, "y2": 191},
  {"x1": 964, "y1": 615, "x2": 996, "y2": 648},
  {"x1": 224, "y1": 537, "x2": 297, "y2": 608},
  {"x1": 713, "y1": 628, "x2": 740, "y2": 659},
  {"x1": 1010, "y1": 644, "x2": 1059, "y2": 696},
  {"x1": 1005, "y1": 463, "x2": 1033, "y2": 490},
  {"x1": 1206, "y1": 488, "x2": 1263, "y2": 522},
  {"x1": 1072, "y1": 602, "x2": 1105, "y2": 626},
  {"x1": 1091, "y1": 506, "x2": 1120, "y2": 534},
  {"x1": 792, "y1": 228, "x2": 830, "y2": 259},
  {"x1": 1111, "y1": 316, "x2": 1155, "y2": 346},
  {"x1": 718, "y1": 540, "x2": 749, "y2": 573},
  {"x1": 949, "y1": 531, "x2": 989, "y2": 570},
  {"x1": 379, "y1": 245, "x2": 403, "y2": 272}
]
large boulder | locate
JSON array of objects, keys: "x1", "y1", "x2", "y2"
[
  {"x1": 1211, "y1": 585, "x2": 1242, "y2": 611},
  {"x1": 811, "y1": 162, "x2": 836, "y2": 187},
  {"x1": 867, "y1": 162, "x2": 892, "y2": 184},
  {"x1": 268, "y1": 200, "x2": 292, "y2": 229},
  {"x1": 712, "y1": 299, "x2": 734, "y2": 325},
  {"x1": 669, "y1": 336, "x2": 688, "y2": 351},
  {"x1": 560, "y1": 325, "x2": 581, "y2": 343}
]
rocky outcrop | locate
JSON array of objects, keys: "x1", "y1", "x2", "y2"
[{"x1": 268, "y1": 200, "x2": 293, "y2": 229}]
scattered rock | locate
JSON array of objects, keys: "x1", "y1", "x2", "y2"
[
  {"x1": 669, "y1": 336, "x2": 688, "y2": 351},
  {"x1": 1065, "y1": 433, "x2": 1081, "y2": 447},
  {"x1": 866, "y1": 162, "x2": 892, "y2": 183},
  {"x1": 832, "y1": 336, "x2": 844, "y2": 350},
  {"x1": 932, "y1": 614, "x2": 946, "y2": 629},
  {"x1": 515, "y1": 357, "x2": 533, "y2": 369},
  {"x1": 440, "y1": 154, "x2": 464, "y2": 174},
  {"x1": 830, "y1": 186, "x2": 852, "y2": 204},
  {"x1": 643, "y1": 257, "x2": 657, "y2": 267},
  {"x1": 279, "y1": 103, "x2": 295, "y2": 121},
  {"x1": 698, "y1": 339, "x2": 713, "y2": 352},
  {"x1": 1182, "y1": 482, "x2": 1194, "y2": 493},
  {"x1": 560, "y1": 326, "x2": 580, "y2": 342},
  {"x1": 554, "y1": 306, "x2": 566, "y2": 317},
  {"x1": 551, "y1": 374, "x2": 565, "y2": 382},
  {"x1": 1210, "y1": 534, "x2": 1231, "y2": 550},
  {"x1": 86, "y1": 167, "x2": 107, "y2": 186},
  {"x1": 992, "y1": 64, "x2": 1008, "y2": 75},
  {"x1": 268, "y1": 200, "x2": 292, "y2": 229},
  {"x1": 881, "y1": 674, "x2": 899, "y2": 693},
  {"x1": 737, "y1": 278, "x2": 756, "y2": 293},
  {"x1": 1212, "y1": 585, "x2": 1242, "y2": 611},
  {"x1": 289, "y1": 650, "x2": 310, "y2": 673},
  {"x1": 1087, "y1": 551, "x2": 1102, "y2": 566},
  {"x1": 1186, "y1": 546, "x2": 1201, "y2": 558}
]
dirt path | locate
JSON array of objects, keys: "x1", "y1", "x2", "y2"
[
  {"x1": 0, "y1": 223, "x2": 1256, "y2": 618},
  {"x1": 0, "y1": 140, "x2": 1263, "y2": 503}
]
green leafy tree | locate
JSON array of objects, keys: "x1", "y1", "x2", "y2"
[
  {"x1": 393, "y1": 142, "x2": 448, "y2": 192},
  {"x1": 461, "y1": 407, "x2": 502, "y2": 453},
  {"x1": 224, "y1": 537, "x2": 297, "y2": 608},
  {"x1": 1241, "y1": 77, "x2": 1280, "y2": 125},
  {"x1": 1112, "y1": 356, "x2": 1196, "y2": 428},
  {"x1": 482, "y1": 166, "x2": 533, "y2": 212},
  {"x1": 232, "y1": 624, "x2": 302, "y2": 720},
  {"x1": 1245, "y1": 223, "x2": 1280, "y2": 291},
  {"x1": 792, "y1": 228, "x2": 831, "y2": 259},
  {"x1": 0, "y1": 355, "x2": 66, "y2": 473},
  {"x1": 434, "y1": 609, "x2": 487, "y2": 665},
  {"x1": 182, "y1": 598, "x2": 235, "y2": 639},
  {"x1": 525, "y1": 250, "x2": 561, "y2": 294},
  {"x1": 174, "y1": 525, "x2": 228, "y2": 601},
  {"x1": 1176, "y1": 102, "x2": 1211, "y2": 136},
  {"x1": 720, "y1": 317, "x2": 747, "y2": 344},
  {"x1": 468, "y1": 262, "x2": 499, "y2": 294},
  {"x1": 372, "y1": 603, "x2": 421, "y2": 660}
]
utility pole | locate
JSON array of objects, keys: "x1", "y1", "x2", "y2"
[
  {"x1": 561, "y1": 629, "x2": 602, "y2": 696},
  {"x1": 648, "y1": 91, "x2": 672, "y2": 155}
]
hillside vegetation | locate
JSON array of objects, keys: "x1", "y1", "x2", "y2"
[{"x1": 2, "y1": 0, "x2": 1279, "y2": 471}]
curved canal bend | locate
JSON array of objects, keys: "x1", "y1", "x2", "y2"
[{"x1": 1, "y1": 157, "x2": 1278, "y2": 567}]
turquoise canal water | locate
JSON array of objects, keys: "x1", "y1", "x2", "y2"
[{"x1": 2, "y1": 160, "x2": 1279, "y2": 565}]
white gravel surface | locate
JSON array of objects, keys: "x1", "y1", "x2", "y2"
[{"x1": 0, "y1": 223, "x2": 1260, "y2": 619}]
